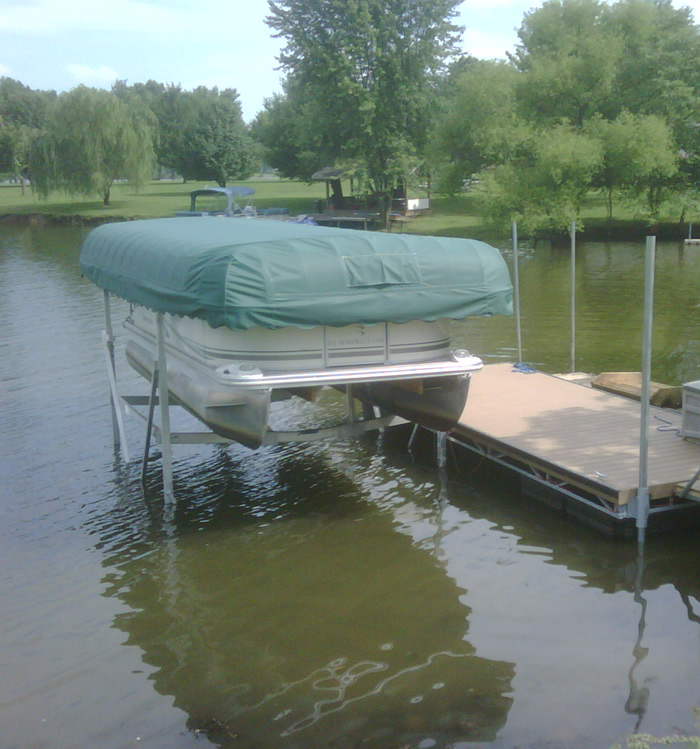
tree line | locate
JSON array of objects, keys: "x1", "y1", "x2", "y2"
[
  {"x1": 2, "y1": 0, "x2": 700, "y2": 232},
  {"x1": 0, "y1": 79, "x2": 257, "y2": 206},
  {"x1": 431, "y1": 0, "x2": 700, "y2": 233}
]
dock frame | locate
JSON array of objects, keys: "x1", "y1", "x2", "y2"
[{"x1": 445, "y1": 363, "x2": 700, "y2": 536}]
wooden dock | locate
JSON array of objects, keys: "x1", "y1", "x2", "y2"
[{"x1": 450, "y1": 363, "x2": 700, "y2": 533}]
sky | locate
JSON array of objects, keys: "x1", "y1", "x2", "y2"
[{"x1": 1, "y1": 0, "x2": 699, "y2": 123}]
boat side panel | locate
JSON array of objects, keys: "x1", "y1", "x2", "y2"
[{"x1": 129, "y1": 308, "x2": 454, "y2": 372}]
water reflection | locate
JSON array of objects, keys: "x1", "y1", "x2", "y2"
[
  {"x1": 626, "y1": 549, "x2": 649, "y2": 733},
  {"x1": 87, "y1": 430, "x2": 700, "y2": 747},
  {"x1": 93, "y1": 444, "x2": 515, "y2": 747}
]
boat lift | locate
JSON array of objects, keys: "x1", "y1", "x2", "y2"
[{"x1": 101, "y1": 292, "x2": 409, "y2": 501}]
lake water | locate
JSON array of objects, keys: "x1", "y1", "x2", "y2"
[{"x1": 1, "y1": 223, "x2": 700, "y2": 749}]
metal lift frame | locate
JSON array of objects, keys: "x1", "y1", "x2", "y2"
[{"x1": 101, "y1": 292, "x2": 408, "y2": 501}]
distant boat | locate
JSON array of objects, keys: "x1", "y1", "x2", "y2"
[
  {"x1": 176, "y1": 185, "x2": 257, "y2": 217},
  {"x1": 80, "y1": 217, "x2": 513, "y2": 448},
  {"x1": 176, "y1": 186, "x2": 290, "y2": 219}
]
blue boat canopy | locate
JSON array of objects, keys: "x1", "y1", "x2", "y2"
[
  {"x1": 176, "y1": 186, "x2": 256, "y2": 217},
  {"x1": 80, "y1": 217, "x2": 513, "y2": 330}
]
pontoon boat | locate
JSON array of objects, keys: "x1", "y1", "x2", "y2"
[{"x1": 80, "y1": 218, "x2": 512, "y2": 449}]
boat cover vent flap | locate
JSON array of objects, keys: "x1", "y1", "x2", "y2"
[{"x1": 343, "y1": 253, "x2": 421, "y2": 287}]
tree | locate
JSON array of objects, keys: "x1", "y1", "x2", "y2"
[
  {"x1": 605, "y1": 0, "x2": 700, "y2": 124},
  {"x1": 265, "y1": 0, "x2": 463, "y2": 225},
  {"x1": 605, "y1": 0, "x2": 700, "y2": 210},
  {"x1": 510, "y1": 0, "x2": 623, "y2": 127},
  {"x1": 585, "y1": 113, "x2": 679, "y2": 222},
  {"x1": 180, "y1": 89, "x2": 258, "y2": 186},
  {"x1": 429, "y1": 59, "x2": 519, "y2": 194},
  {"x1": 251, "y1": 85, "x2": 326, "y2": 181},
  {"x1": 30, "y1": 86, "x2": 156, "y2": 206},
  {"x1": 479, "y1": 123, "x2": 603, "y2": 235},
  {"x1": 0, "y1": 77, "x2": 55, "y2": 192},
  {"x1": 111, "y1": 82, "x2": 258, "y2": 185},
  {"x1": 0, "y1": 123, "x2": 36, "y2": 194}
]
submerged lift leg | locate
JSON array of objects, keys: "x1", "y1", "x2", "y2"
[
  {"x1": 141, "y1": 367, "x2": 160, "y2": 487},
  {"x1": 156, "y1": 312, "x2": 175, "y2": 502},
  {"x1": 102, "y1": 292, "x2": 130, "y2": 462},
  {"x1": 346, "y1": 384, "x2": 355, "y2": 423},
  {"x1": 437, "y1": 431, "x2": 448, "y2": 468}
]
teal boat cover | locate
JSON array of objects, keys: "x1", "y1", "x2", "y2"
[{"x1": 80, "y1": 217, "x2": 512, "y2": 330}]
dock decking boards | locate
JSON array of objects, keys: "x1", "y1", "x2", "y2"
[{"x1": 454, "y1": 363, "x2": 700, "y2": 506}]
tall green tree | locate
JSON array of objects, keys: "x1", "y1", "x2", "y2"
[
  {"x1": 429, "y1": 59, "x2": 519, "y2": 194},
  {"x1": 439, "y1": 0, "x2": 700, "y2": 232},
  {"x1": 510, "y1": 0, "x2": 622, "y2": 127},
  {"x1": 30, "y1": 86, "x2": 156, "y2": 206},
  {"x1": 112, "y1": 82, "x2": 258, "y2": 185},
  {"x1": 251, "y1": 84, "x2": 326, "y2": 182},
  {"x1": 606, "y1": 0, "x2": 700, "y2": 123},
  {"x1": 606, "y1": 0, "x2": 700, "y2": 202},
  {"x1": 180, "y1": 89, "x2": 258, "y2": 186},
  {"x1": 265, "y1": 0, "x2": 463, "y2": 224}
]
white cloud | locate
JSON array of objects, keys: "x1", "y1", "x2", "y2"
[
  {"x1": 66, "y1": 63, "x2": 120, "y2": 85},
  {"x1": 462, "y1": 29, "x2": 516, "y2": 60},
  {"x1": 0, "y1": 0, "x2": 190, "y2": 34},
  {"x1": 0, "y1": 62, "x2": 10, "y2": 76},
  {"x1": 459, "y1": 0, "x2": 531, "y2": 8}
]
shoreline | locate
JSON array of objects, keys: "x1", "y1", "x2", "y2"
[
  {"x1": 0, "y1": 212, "x2": 134, "y2": 227},
  {"x1": 0, "y1": 210, "x2": 691, "y2": 244}
]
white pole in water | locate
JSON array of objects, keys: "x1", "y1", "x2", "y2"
[
  {"x1": 103, "y1": 291, "x2": 119, "y2": 448},
  {"x1": 512, "y1": 221, "x2": 523, "y2": 363},
  {"x1": 156, "y1": 312, "x2": 175, "y2": 503},
  {"x1": 636, "y1": 235, "x2": 656, "y2": 543},
  {"x1": 570, "y1": 222, "x2": 576, "y2": 373}
]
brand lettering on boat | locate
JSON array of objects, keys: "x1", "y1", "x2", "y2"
[{"x1": 327, "y1": 336, "x2": 385, "y2": 347}]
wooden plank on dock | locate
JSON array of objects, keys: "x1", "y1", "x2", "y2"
[{"x1": 455, "y1": 363, "x2": 700, "y2": 505}]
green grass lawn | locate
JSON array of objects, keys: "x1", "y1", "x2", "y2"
[
  {"x1": 0, "y1": 178, "x2": 330, "y2": 221},
  {"x1": 0, "y1": 178, "x2": 499, "y2": 237},
  {"x1": 0, "y1": 177, "x2": 691, "y2": 241}
]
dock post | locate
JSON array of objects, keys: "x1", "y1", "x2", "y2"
[
  {"x1": 512, "y1": 221, "x2": 522, "y2": 363},
  {"x1": 635, "y1": 236, "x2": 656, "y2": 542},
  {"x1": 156, "y1": 312, "x2": 175, "y2": 503},
  {"x1": 570, "y1": 222, "x2": 576, "y2": 373}
]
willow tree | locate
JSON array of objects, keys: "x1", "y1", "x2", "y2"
[
  {"x1": 265, "y1": 0, "x2": 462, "y2": 224},
  {"x1": 30, "y1": 86, "x2": 156, "y2": 206}
]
